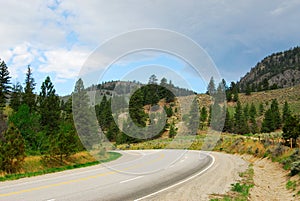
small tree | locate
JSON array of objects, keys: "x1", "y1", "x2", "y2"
[
  {"x1": 0, "y1": 123, "x2": 25, "y2": 173},
  {"x1": 234, "y1": 101, "x2": 249, "y2": 134},
  {"x1": 199, "y1": 106, "x2": 208, "y2": 130},
  {"x1": 169, "y1": 121, "x2": 177, "y2": 138},
  {"x1": 207, "y1": 77, "x2": 216, "y2": 95},
  {"x1": 282, "y1": 115, "x2": 300, "y2": 146},
  {"x1": 259, "y1": 102, "x2": 264, "y2": 116},
  {"x1": 223, "y1": 108, "x2": 233, "y2": 133}
]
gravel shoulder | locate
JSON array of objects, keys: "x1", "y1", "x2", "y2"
[
  {"x1": 148, "y1": 152, "x2": 248, "y2": 201},
  {"x1": 246, "y1": 156, "x2": 295, "y2": 201}
]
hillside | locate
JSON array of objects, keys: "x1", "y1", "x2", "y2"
[{"x1": 238, "y1": 46, "x2": 300, "y2": 92}]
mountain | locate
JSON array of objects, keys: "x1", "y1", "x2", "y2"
[{"x1": 238, "y1": 46, "x2": 300, "y2": 92}]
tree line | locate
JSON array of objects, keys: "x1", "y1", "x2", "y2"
[{"x1": 0, "y1": 60, "x2": 85, "y2": 173}]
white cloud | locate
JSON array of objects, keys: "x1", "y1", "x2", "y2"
[
  {"x1": 0, "y1": 0, "x2": 299, "y2": 91},
  {"x1": 38, "y1": 48, "x2": 89, "y2": 80}
]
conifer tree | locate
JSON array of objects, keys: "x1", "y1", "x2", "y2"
[
  {"x1": 223, "y1": 108, "x2": 233, "y2": 133},
  {"x1": 22, "y1": 66, "x2": 36, "y2": 112},
  {"x1": 73, "y1": 78, "x2": 100, "y2": 150},
  {"x1": 234, "y1": 101, "x2": 249, "y2": 134},
  {"x1": 0, "y1": 59, "x2": 11, "y2": 110},
  {"x1": 38, "y1": 76, "x2": 60, "y2": 153},
  {"x1": 282, "y1": 115, "x2": 299, "y2": 145},
  {"x1": 282, "y1": 101, "x2": 291, "y2": 122},
  {"x1": 207, "y1": 77, "x2": 216, "y2": 95},
  {"x1": 249, "y1": 103, "x2": 259, "y2": 133},
  {"x1": 270, "y1": 99, "x2": 281, "y2": 129},
  {"x1": 169, "y1": 121, "x2": 177, "y2": 138},
  {"x1": 261, "y1": 109, "x2": 275, "y2": 133},
  {"x1": 259, "y1": 102, "x2": 264, "y2": 116},
  {"x1": 188, "y1": 98, "x2": 199, "y2": 133},
  {"x1": 129, "y1": 88, "x2": 147, "y2": 127},
  {"x1": 9, "y1": 82, "x2": 23, "y2": 111},
  {"x1": 0, "y1": 123, "x2": 25, "y2": 173},
  {"x1": 199, "y1": 106, "x2": 208, "y2": 130}
]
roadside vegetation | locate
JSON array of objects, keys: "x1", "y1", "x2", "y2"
[
  {"x1": 210, "y1": 164, "x2": 254, "y2": 201},
  {"x1": 0, "y1": 151, "x2": 121, "y2": 182}
]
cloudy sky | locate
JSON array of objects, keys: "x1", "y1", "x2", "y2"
[{"x1": 0, "y1": 0, "x2": 299, "y2": 95}]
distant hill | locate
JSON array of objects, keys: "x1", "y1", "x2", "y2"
[
  {"x1": 238, "y1": 46, "x2": 300, "y2": 92},
  {"x1": 61, "y1": 79, "x2": 196, "y2": 106}
]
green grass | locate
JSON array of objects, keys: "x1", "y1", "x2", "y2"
[
  {"x1": 286, "y1": 180, "x2": 297, "y2": 191},
  {"x1": 0, "y1": 152, "x2": 121, "y2": 182},
  {"x1": 210, "y1": 164, "x2": 254, "y2": 201}
]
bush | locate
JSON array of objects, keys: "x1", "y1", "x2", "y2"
[{"x1": 291, "y1": 160, "x2": 300, "y2": 176}]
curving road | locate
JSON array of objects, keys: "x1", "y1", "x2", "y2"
[{"x1": 0, "y1": 150, "x2": 214, "y2": 201}]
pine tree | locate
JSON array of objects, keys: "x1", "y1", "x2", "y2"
[
  {"x1": 233, "y1": 91, "x2": 239, "y2": 102},
  {"x1": 9, "y1": 82, "x2": 23, "y2": 111},
  {"x1": 207, "y1": 77, "x2": 216, "y2": 95},
  {"x1": 243, "y1": 103, "x2": 249, "y2": 122},
  {"x1": 245, "y1": 83, "x2": 251, "y2": 95},
  {"x1": 223, "y1": 108, "x2": 233, "y2": 133},
  {"x1": 210, "y1": 103, "x2": 224, "y2": 132},
  {"x1": 169, "y1": 121, "x2": 177, "y2": 138},
  {"x1": 0, "y1": 60, "x2": 11, "y2": 110},
  {"x1": 38, "y1": 76, "x2": 60, "y2": 133},
  {"x1": 73, "y1": 78, "x2": 100, "y2": 150},
  {"x1": 282, "y1": 115, "x2": 300, "y2": 145},
  {"x1": 148, "y1": 74, "x2": 158, "y2": 84},
  {"x1": 200, "y1": 106, "x2": 208, "y2": 130},
  {"x1": 0, "y1": 123, "x2": 25, "y2": 173},
  {"x1": 270, "y1": 99, "x2": 281, "y2": 129},
  {"x1": 261, "y1": 109, "x2": 275, "y2": 133},
  {"x1": 188, "y1": 98, "x2": 199, "y2": 133},
  {"x1": 282, "y1": 101, "x2": 291, "y2": 122},
  {"x1": 22, "y1": 66, "x2": 36, "y2": 112},
  {"x1": 129, "y1": 88, "x2": 147, "y2": 127},
  {"x1": 8, "y1": 104, "x2": 41, "y2": 153},
  {"x1": 249, "y1": 103, "x2": 259, "y2": 133},
  {"x1": 38, "y1": 76, "x2": 60, "y2": 153},
  {"x1": 215, "y1": 82, "x2": 226, "y2": 104},
  {"x1": 249, "y1": 103, "x2": 257, "y2": 119},
  {"x1": 259, "y1": 102, "x2": 264, "y2": 116},
  {"x1": 234, "y1": 101, "x2": 249, "y2": 134}
]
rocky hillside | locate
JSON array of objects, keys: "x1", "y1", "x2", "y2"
[{"x1": 238, "y1": 46, "x2": 300, "y2": 92}]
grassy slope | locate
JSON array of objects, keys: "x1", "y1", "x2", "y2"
[
  {"x1": 0, "y1": 151, "x2": 121, "y2": 182},
  {"x1": 197, "y1": 84, "x2": 300, "y2": 115}
]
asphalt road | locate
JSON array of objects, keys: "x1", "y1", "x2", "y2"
[{"x1": 0, "y1": 150, "x2": 214, "y2": 201}]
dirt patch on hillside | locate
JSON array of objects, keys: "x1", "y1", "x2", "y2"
[{"x1": 245, "y1": 156, "x2": 295, "y2": 201}]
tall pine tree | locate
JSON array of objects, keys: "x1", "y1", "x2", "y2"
[
  {"x1": 23, "y1": 66, "x2": 36, "y2": 112},
  {"x1": 73, "y1": 78, "x2": 100, "y2": 150},
  {"x1": 9, "y1": 82, "x2": 23, "y2": 111},
  {"x1": 0, "y1": 60, "x2": 11, "y2": 110},
  {"x1": 38, "y1": 76, "x2": 60, "y2": 153}
]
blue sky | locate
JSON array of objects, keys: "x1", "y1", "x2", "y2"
[{"x1": 0, "y1": 0, "x2": 299, "y2": 95}]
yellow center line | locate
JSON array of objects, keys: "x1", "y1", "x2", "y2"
[{"x1": 0, "y1": 153, "x2": 165, "y2": 197}]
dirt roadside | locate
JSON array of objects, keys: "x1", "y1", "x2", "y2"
[
  {"x1": 148, "y1": 152, "x2": 248, "y2": 201},
  {"x1": 147, "y1": 152, "x2": 296, "y2": 201},
  {"x1": 244, "y1": 155, "x2": 295, "y2": 201}
]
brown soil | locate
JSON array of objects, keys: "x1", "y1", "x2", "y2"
[{"x1": 245, "y1": 156, "x2": 296, "y2": 201}]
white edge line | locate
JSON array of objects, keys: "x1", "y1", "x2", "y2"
[
  {"x1": 120, "y1": 176, "x2": 144, "y2": 184},
  {"x1": 134, "y1": 153, "x2": 215, "y2": 201}
]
